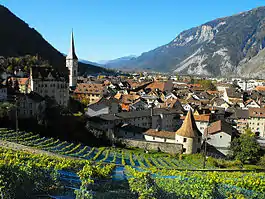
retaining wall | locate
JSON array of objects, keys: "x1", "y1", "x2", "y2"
[{"x1": 120, "y1": 139, "x2": 182, "y2": 155}]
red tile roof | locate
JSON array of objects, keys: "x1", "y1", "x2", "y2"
[
  {"x1": 249, "y1": 108, "x2": 265, "y2": 118},
  {"x1": 181, "y1": 114, "x2": 210, "y2": 122},
  {"x1": 255, "y1": 86, "x2": 265, "y2": 92},
  {"x1": 144, "y1": 129, "x2": 175, "y2": 139},
  {"x1": 74, "y1": 83, "x2": 105, "y2": 94}
]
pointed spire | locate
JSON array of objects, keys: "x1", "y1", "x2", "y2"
[
  {"x1": 66, "y1": 29, "x2": 78, "y2": 60},
  {"x1": 176, "y1": 109, "x2": 202, "y2": 138}
]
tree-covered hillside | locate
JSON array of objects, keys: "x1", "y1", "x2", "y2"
[{"x1": 0, "y1": 5, "x2": 109, "y2": 76}]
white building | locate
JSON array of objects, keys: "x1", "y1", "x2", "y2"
[
  {"x1": 29, "y1": 66, "x2": 69, "y2": 107},
  {"x1": 204, "y1": 120, "x2": 236, "y2": 156},
  {"x1": 66, "y1": 30, "x2": 78, "y2": 88},
  {"x1": 236, "y1": 79, "x2": 265, "y2": 91},
  {"x1": 144, "y1": 129, "x2": 176, "y2": 143}
]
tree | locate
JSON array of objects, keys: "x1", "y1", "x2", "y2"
[
  {"x1": 0, "y1": 102, "x2": 14, "y2": 118},
  {"x1": 7, "y1": 65, "x2": 13, "y2": 72},
  {"x1": 14, "y1": 79, "x2": 20, "y2": 92},
  {"x1": 229, "y1": 128, "x2": 261, "y2": 164},
  {"x1": 198, "y1": 80, "x2": 216, "y2": 90},
  {"x1": 175, "y1": 73, "x2": 179, "y2": 81}
]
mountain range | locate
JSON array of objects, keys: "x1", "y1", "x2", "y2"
[
  {"x1": 100, "y1": 55, "x2": 137, "y2": 67},
  {"x1": 108, "y1": 6, "x2": 265, "y2": 78},
  {"x1": 0, "y1": 5, "x2": 109, "y2": 76}
]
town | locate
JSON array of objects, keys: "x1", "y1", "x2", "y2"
[
  {"x1": 1, "y1": 31, "x2": 265, "y2": 158},
  {"x1": 1, "y1": 2, "x2": 265, "y2": 199}
]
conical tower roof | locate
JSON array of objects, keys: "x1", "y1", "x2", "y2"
[
  {"x1": 66, "y1": 30, "x2": 78, "y2": 60},
  {"x1": 176, "y1": 109, "x2": 202, "y2": 138}
]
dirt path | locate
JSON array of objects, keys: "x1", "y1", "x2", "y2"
[{"x1": 0, "y1": 139, "x2": 80, "y2": 160}]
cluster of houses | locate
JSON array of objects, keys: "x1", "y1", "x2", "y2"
[
  {"x1": 1, "y1": 31, "x2": 265, "y2": 156},
  {"x1": 84, "y1": 75, "x2": 265, "y2": 156}
]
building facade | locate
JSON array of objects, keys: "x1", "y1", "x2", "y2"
[
  {"x1": 29, "y1": 67, "x2": 69, "y2": 107},
  {"x1": 17, "y1": 92, "x2": 46, "y2": 119}
]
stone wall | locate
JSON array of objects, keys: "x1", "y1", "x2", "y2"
[{"x1": 120, "y1": 139, "x2": 182, "y2": 155}]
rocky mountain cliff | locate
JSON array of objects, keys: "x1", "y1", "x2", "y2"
[
  {"x1": 111, "y1": 6, "x2": 265, "y2": 77},
  {"x1": 0, "y1": 5, "x2": 109, "y2": 76}
]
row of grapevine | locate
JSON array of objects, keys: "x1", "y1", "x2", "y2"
[
  {"x1": 0, "y1": 129, "x2": 213, "y2": 169},
  {"x1": 0, "y1": 146, "x2": 116, "y2": 198},
  {"x1": 125, "y1": 166, "x2": 265, "y2": 199}
]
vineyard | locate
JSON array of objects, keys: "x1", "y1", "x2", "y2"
[
  {"x1": 125, "y1": 166, "x2": 265, "y2": 199},
  {"x1": 1, "y1": 129, "x2": 265, "y2": 199},
  {"x1": 0, "y1": 129, "x2": 214, "y2": 169}
]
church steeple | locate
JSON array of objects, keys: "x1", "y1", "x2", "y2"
[
  {"x1": 66, "y1": 29, "x2": 78, "y2": 88},
  {"x1": 66, "y1": 29, "x2": 78, "y2": 60}
]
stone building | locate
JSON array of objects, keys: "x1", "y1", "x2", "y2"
[
  {"x1": 17, "y1": 92, "x2": 46, "y2": 119},
  {"x1": 175, "y1": 110, "x2": 202, "y2": 154},
  {"x1": 29, "y1": 66, "x2": 69, "y2": 107},
  {"x1": 73, "y1": 83, "x2": 107, "y2": 104},
  {"x1": 87, "y1": 108, "x2": 183, "y2": 140}
]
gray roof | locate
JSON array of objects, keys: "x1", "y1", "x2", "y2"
[
  {"x1": 230, "y1": 109, "x2": 249, "y2": 119},
  {"x1": 30, "y1": 66, "x2": 68, "y2": 82},
  {"x1": 87, "y1": 98, "x2": 119, "y2": 112},
  {"x1": 91, "y1": 108, "x2": 183, "y2": 121},
  {"x1": 226, "y1": 88, "x2": 242, "y2": 98},
  {"x1": 118, "y1": 124, "x2": 148, "y2": 134}
]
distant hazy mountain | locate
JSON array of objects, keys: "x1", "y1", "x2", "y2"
[
  {"x1": 0, "y1": 5, "x2": 109, "y2": 75},
  {"x1": 102, "y1": 55, "x2": 138, "y2": 68},
  {"x1": 111, "y1": 6, "x2": 265, "y2": 77},
  {"x1": 61, "y1": 54, "x2": 103, "y2": 68}
]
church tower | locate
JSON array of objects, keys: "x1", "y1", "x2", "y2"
[{"x1": 66, "y1": 30, "x2": 78, "y2": 87}]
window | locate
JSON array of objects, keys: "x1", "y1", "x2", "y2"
[
  {"x1": 164, "y1": 138, "x2": 167, "y2": 142},
  {"x1": 153, "y1": 137, "x2": 155, "y2": 140},
  {"x1": 183, "y1": 148, "x2": 186, "y2": 153},
  {"x1": 220, "y1": 135, "x2": 222, "y2": 138},
  {"x1": 133, "y1": 133, "x2": 136, "y2": 137},
  {"x1": 198, "y1": 138, "x2": 201, "y2": 143},
  {"x1": 30, "y1": 110, "x2": 33, "y2": 115},
  {"x1": 197, "y1": 148, "x2": 201, "y2": 153},
  {"x1": 183, "y1": 138, "x2": 187, "y2": 142}
]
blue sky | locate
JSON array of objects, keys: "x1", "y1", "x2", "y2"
[{"x1": 0, "y1": 0, "x2": 264, "y2": 62}]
